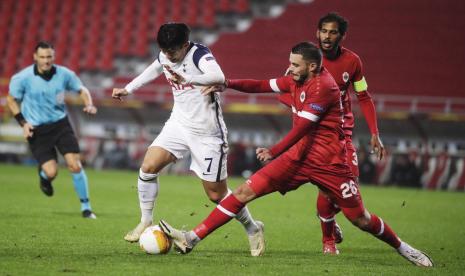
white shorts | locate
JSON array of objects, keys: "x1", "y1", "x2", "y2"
[{"x1": 150, "y1": 119, "x2": 228, "y2": 182}]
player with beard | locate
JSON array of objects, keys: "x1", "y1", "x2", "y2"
[
  {"x1": 158, "y1": 42, "x2": 433, "y2": 267},
  {"x1": 278, "y1": 12, "x2": 386, "y2": 255}
]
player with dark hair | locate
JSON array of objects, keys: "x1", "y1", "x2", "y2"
[
  {"x1": 278, "y1": 12, "x2": 386, "y2": 255},
  {"x1": 112, "y1": 23, "x2": 265, "y2": 256},
  {"x1": 159, "y1": 41, "x2": 433, "y2": 267},
  {"x1": 6, "y1": 41, "x2": 97, "y2": 219}
]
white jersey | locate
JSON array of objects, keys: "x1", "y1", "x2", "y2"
[{"x1": 125, "y1": 42, "x2": 227, "y2": 137}]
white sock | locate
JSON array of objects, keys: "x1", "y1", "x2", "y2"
[
  {"x1": 397, "y1": 241, "x2": 410, "y2": 252},
  {"x1": 187, "y1": 231, "x2": 201, "y2": 247},
  {"x1": 222, "y1": 189, "x2": 259, "y2": 235},
  {"x1": 138, "y1": 169, "x2": 159, "y2": 224}
]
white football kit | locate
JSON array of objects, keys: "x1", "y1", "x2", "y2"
[{"x1": 125, "y1": 42, "x2": 228, "y2": 182}]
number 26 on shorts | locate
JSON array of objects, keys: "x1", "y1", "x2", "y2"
[{"x1": 340, "y1": 180, "x2": 358, "y2": 198}]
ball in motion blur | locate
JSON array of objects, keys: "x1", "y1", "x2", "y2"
[{"x1": 139, "y1": 225, "x2": 172, "y2": 254}]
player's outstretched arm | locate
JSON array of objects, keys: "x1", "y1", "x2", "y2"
[
  {"x1": 122, "y1": 59, "x2": 164, "y2": 96},
  {"x1": 112, "y1": 88, "x2": 129, "y2": 101}
]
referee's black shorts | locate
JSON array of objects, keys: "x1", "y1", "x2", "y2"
[{"x1": 27, "y1": 117, "x2": 80, "y2": 165}]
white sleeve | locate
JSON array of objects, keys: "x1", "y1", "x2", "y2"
[
  {"x1": 185, "y1": 55, "x2": 225, "y2": 86},
  {"x1": 124, "y1": 59, "x2": 163, "y2": 94}
]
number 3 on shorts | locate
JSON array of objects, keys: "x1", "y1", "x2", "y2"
[{"x1": 340, "y1": 180, "x2": 358, "y2": 198}]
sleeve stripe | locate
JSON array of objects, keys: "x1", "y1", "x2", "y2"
[
  {"x1": 269, "y1": 79, "x2": 281, "y2": 93},
  {"x1": 297, "y1": 110, "x2": 319, "y2": 122},
  {"x1": 354, "y1": 76, "x2": 368, "y2": 92}
]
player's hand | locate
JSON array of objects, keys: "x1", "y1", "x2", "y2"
[
  {"x1": 22, "y1": 122, "x2": 34, "y2": 138},
  {"x1": 83, "y1": 105, "x2": 97, "y2": 115},
  {"x1": 370, "y1": 134, "x2": 386, "y2": 160},
  {"x1": 112, "y1": 88, "x2": 128, "y2": 101},
  {"x1": 164, "y1": 65, "x2": 190, "y2": 85},
  {"x1": 256, "y1": 147, "x2": 273, "y2": 162},
  {"x1": 201, "y1": 84, "x2": 226, "y2": 96}
]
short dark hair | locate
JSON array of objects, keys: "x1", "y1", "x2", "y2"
[
  {"x1": 34, "y1": 41, "x2": 54, "y2": 52},
  {"x1": 157, "y1": 23, "x2": 190, "y2": 50},
  {"x1": 291, "y1": 42, "x2": 322, "y2": 66},
  {"x1": 318, "y1": 12, "x2": 348, "y2": 36}
]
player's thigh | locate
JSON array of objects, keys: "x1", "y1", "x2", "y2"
[
  {"x1": 142, "y1": 146, "x2": 177, "y2": 173},
  {"x1": 311, "y1": 172, "x2": 363, "y2": 209},
  {"x1": 249, "y1": 154, "x2": 306, "y2": 196},
  {"x1": 345, "y1": 138, "x2": 359, "y2": 177},
  {"x1": 27, "y1": 131, "x2": 58, "y2": 165},
  {"x1": 188, "y1": 134, "x2": 228, "y2": 183},
  {"x1": 55, "y1": 118, "x2": 80, "y2": 155},
  {"x1": 146, "y1": 121, "x2": 190, "y2": 173}
]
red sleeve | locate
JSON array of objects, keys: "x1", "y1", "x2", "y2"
[
  {"x1": 356, "y1": 91, "x2": 379, "y2": 135},
  {"x1": 227, "y1": 76, "x2": 292, "y2": 94},
  {"x1": 270, "y1": 76, "x2": 334, "y2": 157},
  {"x1": 269, "y1": 118, "x2": 315, "y2": 157}
]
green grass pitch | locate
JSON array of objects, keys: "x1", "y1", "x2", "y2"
[{"x1": 1, "y1": 164, "x2": 464, "y2": 275}]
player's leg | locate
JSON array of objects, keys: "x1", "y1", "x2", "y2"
[
  {"x1": 62, "y1": 152, "x2": 96, "y2": 218},
  {"x1": 330, "y1": 176, "x2": 433, "y2": 266},
  {"x1": 317, "y1": 137, "x2": 358, "y2": 248},
  {"x1": 124, "y1": 146, "x2": 176, "y2": 241},
  {"x1": 189, "y1": 133, "x2": 264, "y2": 256},
  {"x1": 160, "y1": 173, "x2": 276, "y2": 254},
  {"x1": 38, "y1": 159, "x2": 58, "y2": 196},
  {"x1": 202, "y1": 179, "x2": 265, "y2": 256},
  {"x1": 316, "y1": 190, "x2": 342, "y2": 255},
  {"x1": 28, "y1": 127, "x2": 58, "y2": 196},
  {"x1": 125, "y1": 120, "x2": 187, "y2": 242},
  {"x1": 55, "y1": 120, "x2": 96, "y2": 218},
  {"x1": 341, "y1": 205, "x2": 433, "y2": 266}
]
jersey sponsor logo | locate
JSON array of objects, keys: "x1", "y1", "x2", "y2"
[
  {"x1": 300, "y1": 91, "x2": 306, "y2": 102},
  {"x1": 309, "y1": 103, "x2": 325, "y2": 112},
  {"x1": 167, "y1": 79, "x2": 194, "y2": 91},
  {"x1": 342, "y1": 72, "x2": 349, "y2": 83}
]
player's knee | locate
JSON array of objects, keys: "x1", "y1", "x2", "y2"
[
  {"x1": 140, "y1": 163, "x2": 157, "y2": 174},
  {"x1": 67, "y1": 163, "x2": 82, "y2": 173},
  {"x1": 44, "y1": 169, "x2": 58, "y2": 180},
  {"x1": 233, "y1": 184, "x2": 256, "y2": 203},
  {"x1": 349, "y1": 214, "x2": 371, "y2": 230},
  {"x1": 207, "y1": 192, "x2": 224, "y2": 204}
]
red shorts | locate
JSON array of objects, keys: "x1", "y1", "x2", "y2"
[
  {"x1": 345, "y1": 136, "x2": 359, "y2": 177},
  {"x1": 248, "y1": 153, "x2": 364, "y2": 208}
]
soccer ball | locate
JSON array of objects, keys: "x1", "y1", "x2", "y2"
[{"x1": 139, "y1": 225, "x2": 172, "y2": 254}]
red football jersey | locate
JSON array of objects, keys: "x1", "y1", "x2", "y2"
[
  {"x1": 278, "y1": 47, "x2": 377, "y2": 136},
  {"x1": 271, "y1": 68, "x2": 349, "y2": 171},
  {"x1": 323, "y1": 47, "x2": 366, "y2": 136}
]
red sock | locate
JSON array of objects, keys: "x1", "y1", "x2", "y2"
[
  {"x1": 194, "y1": 194, "x2": 245, "y2": 239},
  {"x1": 317, "y1": 192, "x2": 337, "y2": 242},
  {"x1": 368, "y1": 214, "x2": 401, "y2": 248}
]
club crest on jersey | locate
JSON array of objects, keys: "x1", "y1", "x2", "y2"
[
  {"x1": 309, "y1": 103, "x2": 325, "y2": 112},
  {"x1": 342, "y1": 72, "x2": 349, "y2": 83},
  {"x1": 300, "y1": 91, "x2": 306, "y2": 102}
]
